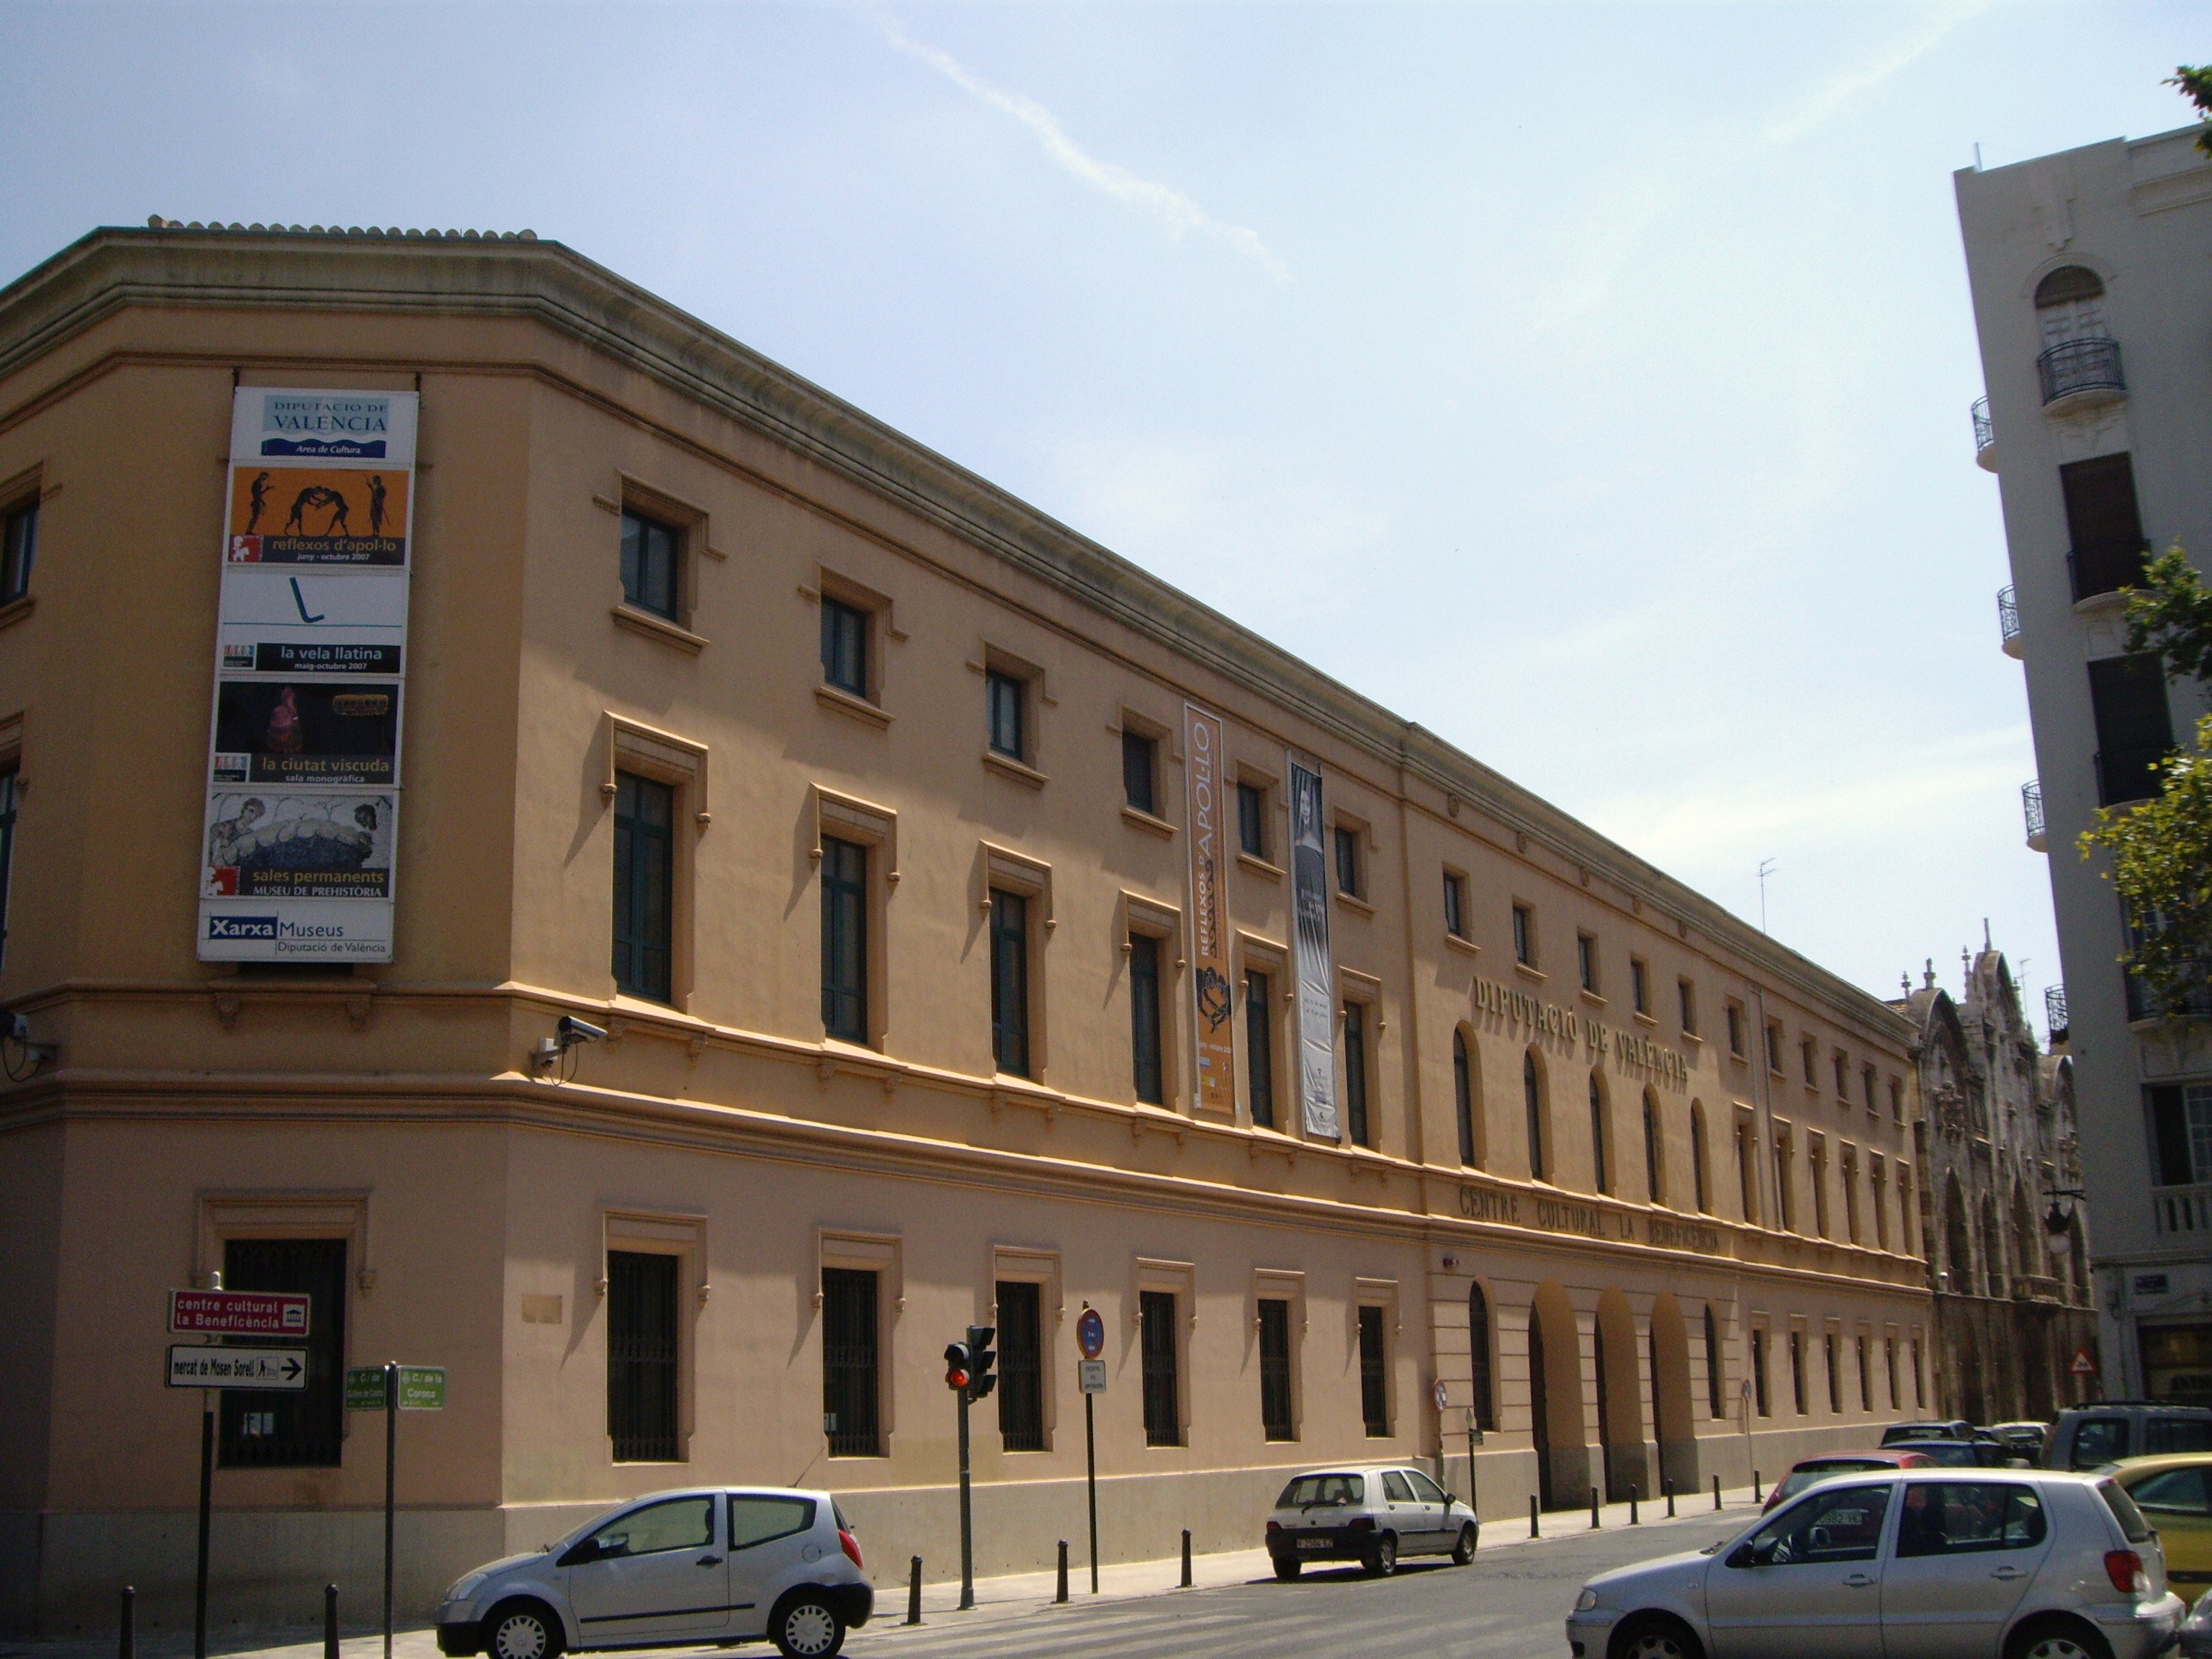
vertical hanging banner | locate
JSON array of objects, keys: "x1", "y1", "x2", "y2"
[
  {"x1": 199, "y1": 390, "x2": 418, "y2": 961},
  {"x1": 1286, "y1": 750, "x2": 1341, "y2": 1141},
  {"x1": 1182, "y1": 703, "x2": 1236, "y2": 1114}
]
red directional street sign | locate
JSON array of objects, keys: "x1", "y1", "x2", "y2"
[{"x1": 170, "y1": 1288, "x2": 312, "y2": 1337}]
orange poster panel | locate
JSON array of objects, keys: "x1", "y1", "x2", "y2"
[
  {"x1": 1184, "y1": 703, "x2": 1237, "y2": 1114},
  {"x1": 226, "y1": 465, "x2": 410, "y2": 565}
]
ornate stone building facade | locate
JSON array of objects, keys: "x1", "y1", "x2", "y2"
[{"x1": 1896, "y1": 947, "x2": 2098, "y2": 1423}]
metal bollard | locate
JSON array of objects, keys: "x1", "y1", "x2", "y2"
[
  {"x1": 1180, "y1": 1529, "x2": 1192, "y2": 1588},
  {"x1": 1753, "y1": 1470, "x2": 1763, "y2": 1503},
  {"x1": 1712, "y1": 1474, "x2": 1722, "y2": 1511},
  {"x1": 1629, "y1": 1486, "x2": 1640, "y2": 1525},
  {"x1": 1529, "y1": 1495, "x2": 1539, "y2": 1539},
  {"x1": 324, "y1": 1584, "x2": 339, "y2": 1659},
  {"x1": 1665, "y1": 1478, "x2": 1676, "y2": 1519},
  {"x1": 1590, "y1": 1486, "x2": 1600, "y2": 1529},
  {"x1": 119, "y1": 1586, "x2": 135, "y2": 1659},
  {"x1": 1056, "y1": 1540, "x2": 1068, "y2": 1604},
  {"x1": 907, "y1": 1556, "x2": 922, "y2": 1626}
]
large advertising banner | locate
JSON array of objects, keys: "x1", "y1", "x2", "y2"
[
  {"x1": 1286, "y1": 751, "x2": 1341, "y2": 1141},
  {"x1": 199, "y1": 387, "x2": 417, "y2": 963},
  {"x1": 1182, "y1": 703, "x2": 1236, "y2": 1115}
]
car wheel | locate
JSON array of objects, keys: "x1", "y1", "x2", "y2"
[
  {"x1": 1362, "y1": 1534, "x2": 1398, "y2": 1576},
  {"x1": 770, "y1": 1591, "x2": 847, "y2": 1659},
  {"x1": 1451, "y1": 1523, "x2": 1477, "y2": 1565},
  {"x1": 2004, "y1": 1617, "x2": 2115, "y2": 1659},
  {"x1": 1609, "y1": 1612, "x2": 1706, "y2": 1659},
  {"x1": 1272, "y1": 1555, "x2": 1302, "y2": 1581},
  {"x1": 484, "y1": 1602, "x2": 562, "y2": 1659}
]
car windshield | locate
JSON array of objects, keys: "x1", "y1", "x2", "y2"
[
  {"x1": 1278, "y1": 1474, "x2": 1364, "y2": 1508},
  {"x1": 1775, "y1": 1460, "x2": 1894, "y2": 1502}
]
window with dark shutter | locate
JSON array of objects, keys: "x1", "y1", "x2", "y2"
[
  {"x1": 1443, "y1": 872, "x2": 1465, "y2": 938},
  {"x1": 1704, "y1": 1306, "x2": 1725, "y2": 1419},
  {"x1": 1357, "y1": 1305, "x2": 1389, "y2": 1437},
  {"x1": 986, "y1": 671, "x2": 1025, "y2": 760},
  {"x1": 608, "y1": 1251, "x2": 680, "y2": 1462},
  {"x1": 1130, "y1": 932, "x2": 1164, "y2": 1105},
  {"x1": 1588, "y1": 1074, "x2": 1609, "y2": 1194},
  {"x1": 821, "y1": 1267, "x2": 881, "y2": 1457},
  {"x1": 2060, "y1": 453, "x2": 2148, "y2": 601},
  {"x1": 1237, "y1": 782, "x2": 1266, "y2": 858},
  {"x1": 1453, "y1": 1030, "x2": 1475, "y2": 1165},
  {"x1": 613, "y1": 772, "x2": 673, "y2": 1002},
  {"x1": 820, "y1": 597, "x2": 868, "y2": 697},
  {"x1": 1141, "y1": 1290, "x2": 1180, "y2": 1446},
  {"x1": 1343, "y1": 1002, "x2": 1369, "y2": 1146},
  {"x1": 1258, "y1": 1298, "x2": 1295, "y2": 1441},
  {"x1": 1334, "y1": 826, "x2": 1359, "y2": 896},
  {"x1": 220, "y1": 1238, "x2": 346, "y2": 1467},
  {"x1": 1122, "y1": 730, "x2": 1157, "y2": 816},
  {"x1": 0, "y1": 767, "x2": 17, "y2": 966},
  {"x1": 1246, "y1": 971, "x2": 1274, "y2": 1128},
  {"x1": 820, "y1": 836, "x2": 868, "y2": 1042},
  {"x1": 2089, "y1": 654, "x2": 2176, "y2": 805},
  {"x1": 990, "y1": 890, "x2": 1030, "y2": 1076},
  {"x1": 619, "y1": 508, "x2": 680, "y2": 621},
  {"x1": 996, "y1": 1280, "x2": 1044, "y2": 1452},
  {"x1": 1, "y1": 498, "x2": 35, "y2": 605},
  {"x1": 1468, "y1": 1283, "x2": 1495, "y2": 1431},
  {"x1": 1524, "y1": 1052, "x2": 1546, "y2": 1182}
]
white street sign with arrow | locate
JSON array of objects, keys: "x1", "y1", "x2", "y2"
[{"x1": 167, "y1": 1345, "x2": 307, "y2": 1389}]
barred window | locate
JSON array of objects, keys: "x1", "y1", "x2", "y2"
[
  {"x1": 821, "y1": 1267, "x2": 881, "y2": 1457},
  {"x1": 220, "y1": 1238, "x2": 346, "y2": 1468},
  {"x1": 1141, "y1": 1290, "x2": 1181, "y2": 1447},
  {"x1": 1258, "y1": 1298, "x2": 1295, "y2": 1442},
  {"x1": 996, "y1": 1280, "x2": 1044, "y2": 1452},
  {"x1": 608, "y1": 1251, "x2": 680, "y2": 1462},
  {"x1": 1357, "y1": 1305, "x2": 1390, "y2": 1437}
]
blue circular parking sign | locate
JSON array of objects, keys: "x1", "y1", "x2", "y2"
[{"x1": 1076, "y1": 1307, "x2": 1105, "y2": 1359}]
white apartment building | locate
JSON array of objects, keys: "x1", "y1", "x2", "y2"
[{"x1": 1956, "y1": 124, "x2": 2212, "y2": 1401}]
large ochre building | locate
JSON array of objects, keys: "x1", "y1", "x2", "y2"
[{"x1": 0, "y1": 225, "x2": 1930, "y2": 1635}]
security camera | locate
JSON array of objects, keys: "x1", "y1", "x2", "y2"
[{"x1": 557, "y1": 1015, "x2": 608, "y2": 1047}]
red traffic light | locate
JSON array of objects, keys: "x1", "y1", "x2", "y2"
[{"x1": 945, "y1": 1367, "x2": 969, "y2": 1390}]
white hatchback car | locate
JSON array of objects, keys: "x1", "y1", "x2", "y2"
[
  {"x1": 1263, "y1": 1464, "x2": 1479, "y2": 1578},
  {"x1": 434, "y1": 1487, "x2": 873, "y2": 1659},
  {"x1": 1566, "y1": 1467, "x2": 2181, "y2": 1659}
]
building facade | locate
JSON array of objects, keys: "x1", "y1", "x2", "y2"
[
  {"x1": 1894, "y1": 947, "x2": 2097, "y2": 1423},
  {"x1": 1957, "y1": 126, "x2": 2212, "y2": 1404},
  {"x1": 0, "y1": 225, "x2": 1930, "y2": 1636}
]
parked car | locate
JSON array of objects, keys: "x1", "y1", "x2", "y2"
[
  {"x1": 1764, "y1": 1449, "x2": 1938, "y2": 1512},
  {"x1": 434, "y1": 1486, "x2": 873, "y2": 1659},
  {"x1": 1992, "y1": 1421, "x2": 2054, "y2": 1458},
  {"x1": 1881, "y1": 1419, "x2": 1979, "y2": 1446},
  {"x1": 2046, "y1": 1403, "x2": 2212, "y2": 1472},
  {"x1": 1893, "y1": 1438, "x2": 2029, "y2": 1470},
  {"x1": 1565, "y1": 1467, "x2": 2182, "y2": 1659},
  {"x1": 1263, "y1": 1464, "x2": 1478, "y2": 1578},
  {"x1": 2109, "y1": 1454, "x2": 2212, "y2": 1607}
]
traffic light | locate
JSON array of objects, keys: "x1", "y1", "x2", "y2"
[
  {"x1": 943, "y1": 1341, "x2": 970, "y2": 1393},
  {"x1": 965, "y1": 1324, "x2": 997, "y2": 1403}
]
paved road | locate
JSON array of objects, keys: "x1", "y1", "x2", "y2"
[{"x1": 844, "y1": 1515, "x2": 1740, "y2": 1659}]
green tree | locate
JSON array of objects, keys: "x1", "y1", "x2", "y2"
[
  {"x1": 2170, "y1": 65, "x2": 2212, "y2": 158},
  {"x1": 2079, "y1": 546, "x2": 2212, "y2": 1017}
]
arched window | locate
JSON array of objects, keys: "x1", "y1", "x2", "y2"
[
  {"x1": 1468, "y1": 1282, "x2": 1495, "y2": 1431},
  {"x1": 1691, "y1": 1103, "x2": 1709, "y2": 1213},
  {"x1": 1453, "y1": 1030, "x2": 1477, "y2": 1166},
  {"x1": 1588, "y1": 1072, "x2": 1609, "y2": 1195},
  {"x1": 1704, "y1": 1305, "x2": 1725, "y2": 1419},
  {"x1": 1642, "y1": 1089, "x2": 1664, "y2": 1206},
  {"x1": 2034, "y1": 265, "x2": 2108, "y2": 346},
  {"x1": 1524, "y1": 1051, "x2": 1547, "y2": 1182}
]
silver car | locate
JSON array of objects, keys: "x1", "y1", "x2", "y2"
[
  {"x1": 1566, "y1": 1467, "x2": 2182, "y2": 1659},
  {"x1": 434, "y1": 1486, "x2": 873, "y2": 1659},
  {"x1": 1263, "y1": 1463, "x2": 1479, "y2": 1578}
]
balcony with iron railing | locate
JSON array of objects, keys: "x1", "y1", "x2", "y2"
[
  {"x1": 1972, "y1": 396, "x2": 1997, "y2": 472},
  {"x1": 2127, "y1": 967, "x2": 2212, "y2": 1025},
  {"x1": 2022, "y1": 779, "x2": 2047, "y2": 851},
  {"x1": 2069, "y1": 536, "x2": 2151, "y2": 606},
  {"x1": 2045, "y1": 984, "x2": 2068, "y2": 1038},
  {"x1": 2098, "y1": 742, "x2": 2173, "y2": 807},
  {"x1": 2039, "y1": 336, "x2": 2126, "y2": 412},
  {"x1": 1997, "y1": 585, "x2": 2023, "y2": 657},
  {"x1": 2154, "y1": 1184, "x2": 2212, "y2": 1237}
]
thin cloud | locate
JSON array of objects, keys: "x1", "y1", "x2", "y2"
[
  {"x1": 881, "y1": 17, "x2": 1288, "y2": 281},
  {"x1": 1754, "y1": 1, "x2": 1992, "y2": 152}
]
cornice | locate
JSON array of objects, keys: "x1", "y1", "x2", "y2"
[{"x1": 0, "y1": 227, "x2": 1912, "y2": 1041}]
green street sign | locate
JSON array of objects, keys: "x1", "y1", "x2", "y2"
[{"x1": 345, "y1": 1364, "x2": 447, "y2": 1411}]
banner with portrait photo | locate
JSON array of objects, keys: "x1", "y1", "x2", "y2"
[
  {"x1": 1287, "y1": 750, "x2": 1341, "y2": 1141},
  {"x1": 203, "y1": 791, "x2": 394, "y2": 899}
]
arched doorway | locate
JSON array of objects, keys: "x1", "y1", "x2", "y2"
[
  {"x1": 1528, "y1": 1303, "x2": 1552, "y2": 1510},
  {"x1": 1595, "y1": 1289, "x2": 1645, "y2": 1503},
  {"x1": 1649, "y1": 1293, "x2": 1699, "y2": 1493},
  {"x1": 1527, "y1": 1282, "x2": 1588, "y2": 1509}
]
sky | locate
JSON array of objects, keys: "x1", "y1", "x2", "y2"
[{"x1": 3, "y1": 0, "x2": 2203, "y2": 1025}]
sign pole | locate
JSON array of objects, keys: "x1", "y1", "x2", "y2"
[
  {"x1": 194, "y1": 1390, "x2": 215, "y2": 1659},
  {"x1": 383, "y1": 1362, "x2": 397, "y2": 1659},
  {"x1": 1084, "y1": 1390, "x2": 1099, "y2": 1594}
]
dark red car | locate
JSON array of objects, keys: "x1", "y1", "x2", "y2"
[{"x1": 1763, "y1": 1447, "x2": 1938, "y2": 1511}]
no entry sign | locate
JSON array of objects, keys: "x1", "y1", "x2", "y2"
[{"x1": 171, "y1": 1288, "x2": 311, "y2": 1336}]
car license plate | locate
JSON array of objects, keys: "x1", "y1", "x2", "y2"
[{"x1": 1298, "y1": 1537, "x2": 1330, "y2": 1550}]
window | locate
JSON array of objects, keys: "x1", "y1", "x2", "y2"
[
  {"x1": 1827, "y1": 1051, "x2": 1843, "y2": 1095},
  {"x1": 1357, "y1": 1305, "x2": 1390, "y2": 1437},
  {"x1": 1512, "y1": 904, "x2": 1533, "y2": 966},
  {"x1": 1642, "y1": 1093, "x2": 1663, "y2": 1205},
  {"x1": 1334, "y1": 825, "x2": 1362, "y2": 898},
  {"x1": 1468, "y1": 1283, "x2": 1495, "y2": 1431},
  {"x1": 1810, "y1": 1143, "x2": 1829, "y2": 1237},
  {"x1": 1343, "y1": 1001, "x2": 1370, "y2": 1147},
  {"x1": 1800, "y1": 1039, "x2": 1816, "y2": 1087},
  {"x1": 1751, "y1": 1327, "x2": 1770, "y2": 1416},
  {"x1": 611, "y1": 772, "x2": 675, "y2": 1002},
  {"x1": 1725, "y1": 1002, "x2": 1744, "y2": 1058},
  {"x1": 819, "y1": 596, "x2": 868, "y2": 698},
  {"x1": 1886, "y1": 1336, "x2": 1899, "y2": 1410},
  {"x1": 1691, "y1": 1107, "x2": 1709, "y2": 1213},
  {"x1": 1122, "y1": 729, "x2": 1158, "y2": 816},
  {"x1": 2060, "y1": 451, "x2": 2147, "y2": 601},
  {"x1": 728, "y1": 1496, "x2": 814, "y2": 1550},
  {"x1": 1871, "y1": 1159, "x2": 1889, "y2": 1249},
  {"x1": 619, "y1": 507, "x2": 680, "y2": 621},
  {"x1": 1246, "y1": 971, "x2": 1274, "y2": 1128},
  {"x1": 1630, "y1": 958, "x2": 1648, "y2": 1015},
  {"x1": 1588, "y1": 1074, "x2": 1610, "y2": 1195},
  {"x1": 1862, "y1": 1066, "x2": 1877, "y2": 1112},
  {"x1": 1764, "y1": 1021, "x2": 1783, "y2": 1074},
  {"x1": 989, "y1": 889, "x2": 1030, "y2": 1076},
  {"x1": 1258, "y1": 1298, "x2": 1295, "y2": 1442},
  {"x1": 1789, "y1": 1331, "x2": 1806, "y2": 1415},
  {"x1": 1678, "y1": 978, "x2": 1697, "y2": 1035},
  {"x1": 1704, "y1": 1307, "x2": 1725, "y2": 1418},
  {"x1": 1857, "y1": 1335, "x2": 1871, "y2": 1412},
  {"x1": 1141, "y1": 1290, "x2": 1180, "y2": 1447},
  {"x1": 986, "y1": 670, "x2": 1025, "y2": 760},
  {"x1": 996, "y1": 1280, "x2": 1044, "y2": 1452},
  {"x1": 1237, "y1": 781, "x2": 1267, "y2": 859},
  {"x1": 1895, "y1": 1484, "x2": 2046, "y2": 1557},
  {"x1": 820, "y1": 836, "x2": 868, "y2": 1043},
  {"x1": 1889, "y1": 1079, "x2": 1903, "y2": 1124},
  {"x1": 1912, "y1": 1337, "x2": 1923, "y2": 1406},
  {"x1": 2148, "y1": 1084, "x2": 2212, "y2": 1185},
  {"x1": 1453, "y1": 1030, "x2": 1476, "y2": 1165},
  {"x1": 579, "y1": 1496, "x2": 716, "y2": 1562},
  {"x1": 1735, "y1": 1121, "x2": 1755, "y2": 1221},
  {"x1": 1, "y1": 497, "x2": 34, "y2": 604},
  {"x1": 0, "y1": 767, "x2": 16, "y2": 964},
  {"x1": 2131, "y1": 1468, "x2": 2212, "y2": 1519},
  {"x1": 2090, "y1": 653, "x2": 2176, "y2": 806},
  {"x1": 1130, "y1": 932, "x2": 1164, "y2": 1105},
  {"x1": 609, "y1": 1250, "x2": 680, "y2": 1462},
  {"x1": 1524, "y1": 1052, "x2": 1546, "y2": 1181},
  {"x1": 1736, "y1": 1483, "x2": 1892, "y2": 1567},
  {"x1": 218, "y1": 1238, "x2": 345, "y2": 1468},
  {"x1": 1577, "y1": 933, "x2": 1596, "y2": 993},
  {"x1": 820, "y1": 1267, "x2": 880, "y2": 1457},
  {"x1": 1824, "y1": 1333, "x2": 1839, "y2": 1412},
  {"x1": 1773, "y1": 1135, "x2": 1794, "y2": 1230},
  {"x1": 1443, "y1": 871, "x2": 1467, "y2": 939}
]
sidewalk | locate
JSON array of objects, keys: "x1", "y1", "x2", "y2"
[{"x1": 3, "y1": 1485, "x2": 1764, "y2": 1659}]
